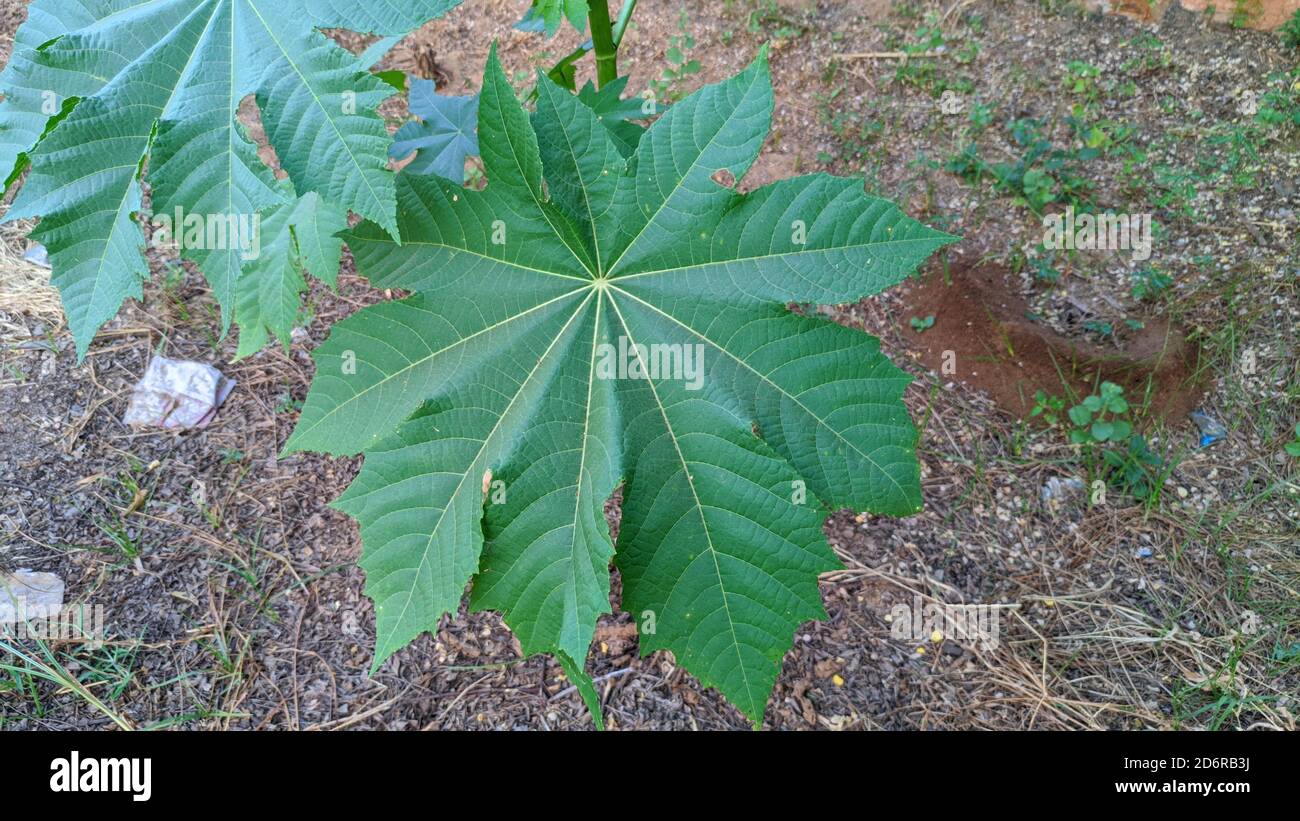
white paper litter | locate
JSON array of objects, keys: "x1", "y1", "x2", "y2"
[
  {"x1": 0, "y1": 570, "x2": 65, "y2": 624},
  {"x1": 22, "y1": 243, "x2": 51, "y2": 269},
  {"x1": 123, "y1": 355, "x2": 235, "y2": 429}
]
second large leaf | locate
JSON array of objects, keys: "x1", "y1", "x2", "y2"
[{"x1": 0, "y1": 0, "x2": 463, "y2": 355}]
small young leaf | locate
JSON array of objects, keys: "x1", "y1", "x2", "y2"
[
  {"x1": 390, "y1": 78, "x2": 480, "y2": 182},
  {"x1": 575, "y1": 76, "x2": 656, "y2": 156}
]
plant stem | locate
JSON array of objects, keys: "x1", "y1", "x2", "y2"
[
  {"x1": 613, "y1": 0, "x2": 637, "y2": 46},
  {"x1": 588, "y1": 0, "x2": 618, "y2": 88},
  {"x1": 545, "y1": 1, "x2": 637, "y2": 91}
]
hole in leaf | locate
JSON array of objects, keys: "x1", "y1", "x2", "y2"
[{"x1": 710, "y1": 168, "x2": 736, "y2": 188}]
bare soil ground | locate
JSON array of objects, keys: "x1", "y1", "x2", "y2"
[
  {"x1": 1, "y1": 0, "x2": 1296, "y2": 730},
  {"x1": 898, "y1": 261, "x2": 1205, "y2": 421}
]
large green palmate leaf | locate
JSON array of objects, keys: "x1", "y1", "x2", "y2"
[
  {"x1": 285, "y1": 45, "x2": 956, "y2": 724},
  {"x1": 0, "y1": 0, "x2": 463, "y2": 356}
]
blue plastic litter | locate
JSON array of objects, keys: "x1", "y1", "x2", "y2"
[{"x1": 1188, "y1": 411, "x2": 1226, "y2": 447}]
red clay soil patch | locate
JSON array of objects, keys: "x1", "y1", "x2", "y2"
[{"x1": 897, "y1": 264, "x2": 1205, "y2": 422}]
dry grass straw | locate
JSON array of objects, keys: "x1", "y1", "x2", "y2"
[{"x1": 0, "y1": 205, "x2": 62, "y2": 340}]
